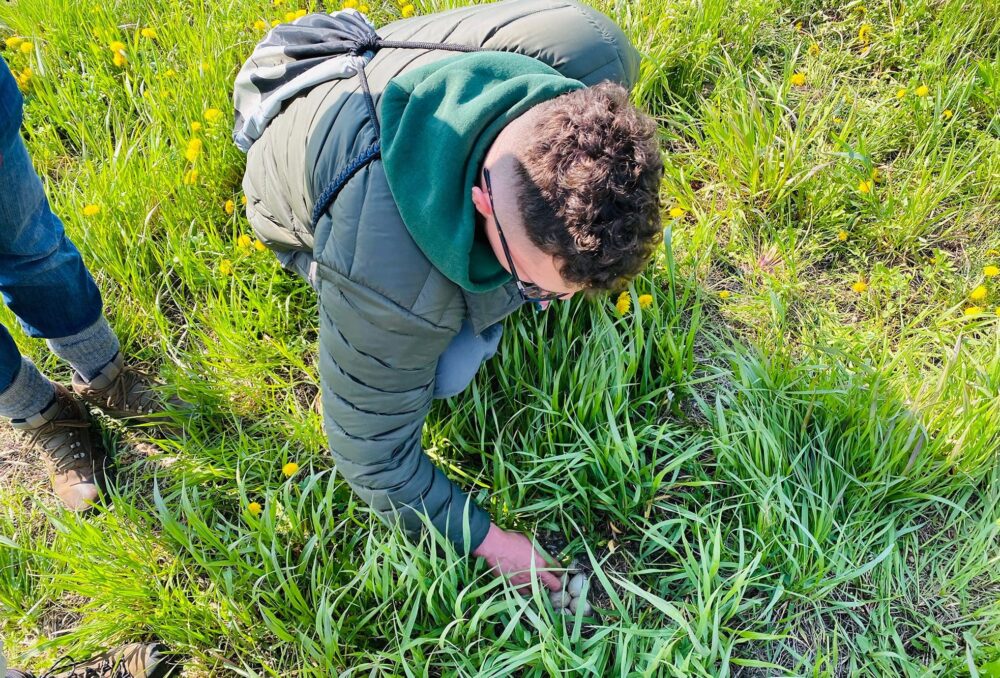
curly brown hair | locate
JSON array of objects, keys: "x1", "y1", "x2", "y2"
[{"x1": 514, "y1": 81, "x2": 663, "y2": 291}]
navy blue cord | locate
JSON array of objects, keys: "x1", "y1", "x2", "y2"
[
  {"x1": 310, "y1": 36, "x2": 484, "y2": 227},
  {"x1": 310, "y1": 140, "x2": 381, "y2": 229}
]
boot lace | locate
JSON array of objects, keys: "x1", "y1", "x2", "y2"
[
  {"x1": 42, "y1": 654, "x2": 130, "y2": 678},
  {"x1": 28, "y1": 417, "x2": 92, "y2": 474},
  {"x1": 100, "y1": 367, "x2": 159, "y2": 415}
]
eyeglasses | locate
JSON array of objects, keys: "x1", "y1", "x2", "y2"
[{"x1": 483, "y1": 167, "x2": 571, "y2": 303}]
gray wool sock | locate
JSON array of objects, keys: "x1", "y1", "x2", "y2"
[
  {"x1": 0, "y1": 357, "x2": 56, "y2": 421},
  {"x1": 46, "y1": 316, "x2": 121, "y2": 382}
]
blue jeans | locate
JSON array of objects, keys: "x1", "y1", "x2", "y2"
[
  {"x1": 433, "y1": 319, "x2": 503, "y2": 399},
  {"x1": 0, "y1": 57, "x2": 105, "y2": 392}
]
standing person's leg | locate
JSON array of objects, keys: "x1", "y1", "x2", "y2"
[
  {"x1": 0, "y1": 324, "x2": 53, "y2": 422},
  {"x1": 0, "y1": 57, "x2": 120, "y2": 385},
  {"x1": 0, "y1": 56, "x2": 114, "y2": 511},
  {"x1": 0, "y1": 57, "x2": 175, "y2": 510}
]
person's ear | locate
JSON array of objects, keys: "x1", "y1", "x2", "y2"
[{"x1": 471, "y1": 185, "x2": 493, "y2": 218}]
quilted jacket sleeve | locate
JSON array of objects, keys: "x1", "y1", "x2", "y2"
[{"x1": 315, "y1": 267, "x2": 492, "y2": 554}]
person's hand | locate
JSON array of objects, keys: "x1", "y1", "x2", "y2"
[{"x1": 472, "y1": 522, "x2": 563, "y2": 594}]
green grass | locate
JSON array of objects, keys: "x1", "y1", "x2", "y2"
[{"x1": 1, "y1": 0, "x2": 998, "y2": 675}]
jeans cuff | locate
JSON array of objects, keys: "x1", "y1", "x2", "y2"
[
  {"x1": 46, "y1": 315, "x2": 121, "y2": 382},
  {"x1": 0, "y1": 357, "x2": 55, "y2": 420}
]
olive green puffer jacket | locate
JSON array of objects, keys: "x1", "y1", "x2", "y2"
[{"x1": 241, "y1": 0, "x2": 639, "y2": 553}]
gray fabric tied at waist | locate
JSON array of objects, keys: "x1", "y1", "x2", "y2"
[
  {"x1": 232, "y1": 9, "x2": 379, "y2": 153},
  {"x1": 233, "y1": 8, "x2": 485, "y2": 230},
  {"x1": 233, "y1": 8, "x2": 484, "y2": 154}
]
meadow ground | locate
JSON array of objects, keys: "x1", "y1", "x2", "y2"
[{"x1": 1, "y1": 0, "x2": 998, "y2": 675}]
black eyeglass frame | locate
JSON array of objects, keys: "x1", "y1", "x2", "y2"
[{"x1": 482, "y1": 167, "x2": 570, "y2": 303}]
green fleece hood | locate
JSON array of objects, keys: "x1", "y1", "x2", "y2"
[{"x1": 380, "y1": 51, "x2": 585, "y2": 293}]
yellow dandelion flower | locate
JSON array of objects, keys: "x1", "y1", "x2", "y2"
[
  {"x1": 19, "y1": 41, "x2": 33, "y2": 54},
  {"x1": 183, "y1": 168, "x2": 199, "y2": 185},
  {"x1": 241, "y1": 195, "x2": 248, "y2": 205},
  {"x1": 837, "y1": 230, "x2": 849, "y2": 241},
  {"x1": 896, "y1": 88, "x2": 907, "y2": 99},
  {"x1": 359, "y1": 4, "x2": 370, "y2": 12},
  {"x1": 790, "y1": 71, "x2": 807, "y2": 87},
  {"x1": 401, "y1": 4, "x2": 416, "y2": 17},
  {"x1": 637, "y1": 294, "x2": 653, "y2": 309},
  {"x1": 669, "y1": 205, "x2": 687, "y2": 218},
  {"x1": 254, "y1": 19, "x2": 268, "y2": 30},
  {"x1": 109, "y1": 40, "x2": 126, "y2": 52},
  {"x1": 295, "y1": 8, "x2": 308, "y2": 17},
  {"x1": 964, "y1": 306, "x2": 982, "y2": 316},
  {"x1": 970, "y1": 286, "x2": 988, "y2": 302},
  {"x1": 227, "y1": 201, "x2": 239, "y2": 217},
  {"x1": 794, "y1": 21, "x2": 803, "y2": 31},
  {"x1": 834, "y1": 116, "x2": 844, "y2": 124},
  {"x1": 615, "y1": 291, "x2": 631, "y2": 314},
  {"x1": 342, "y1": 0, "x2": 358, "y2": 7},
  {"x1": 282, "y1": 461, "x2": 299, "y2": 477},
  {"x1": 284, "y1": 11, "x2": 297, "y2": 22},
  {"x1": 915, "y1": 84, "x2": 929, "y2": 97},
  {"x1": 82, "y1": 204, "x2": 101, "y2": 217},
  {"x1": 219, "y1": 259, "x2": 234, "y2": 275},
  {"x1": 184, "y1": 138, "x2": 203, "y2": 163},
  {"x1": 273, "y1": 0, "x2": 285, "y2": 5},
  {"x1": 203, "y1": 108, "x2": 223, "y2": 123},
  {"x1": 988, "y1": 249, "x2": 1000, "y2": 257},
  {"x1": 808, "y1": 43, "x2": 820, "y2": 56},
  {"x1": 852, "y1": 280, "x2": 868, "y2": 294},
  {"x1": 942, "y1": 109, "x2": 953, "y2": 120},
  {"x1": 164, "y1": 68, "x2": 176, "y2": 77},
  {"x1": 858, "y1": 23, "x2": 872, "y2": 44},
  {"x1": 112, "y1": 51, "x2": 126, "y2": 67},
  {"x1": 237, "y1": 234, "x2": 253, "y2": 250},
  {"x1": 253, "y1": 239, "x2": 267, "y2": 251},
  {"x1": 5, "y1": 36, "x2": 24, "y2": 50},
  {"x1": 140, "y1": 27, "x2": 157, "y2": 39},
  {"x1": 14, "y1": 67, "x2": 31, "y2": 91},
  {"x1": 871, "y1": 168, "x2": 881, "y2": 183},
  {"x1": 718, "y1": 290, "x2": 731, "y2": 299},
  {"x1": 190, "y1": 121, "x2": 203, "y2": 132},
  {"x1": 271, "y1": 19, "x2": 282, "y2": 27},
  {"x1": 248, "y1": 501, "x2": 263, "y2": 517},
  {"x1": 984, "y1": 265, "x2": 999, "y2": 277},
  {"x1": 858, "y1": 180, "x2": 873, "y2": 194}
]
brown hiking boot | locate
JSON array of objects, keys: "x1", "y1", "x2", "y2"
[
  {"x1": 72, "y1": 353, "x2": 180, "y2": 421},
  {"x1": 10, "y1": 384, "x2": 106, "y2": 512},
  {"x1": 41, "y1": 643, "x2": 180, "y2": 678}
]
